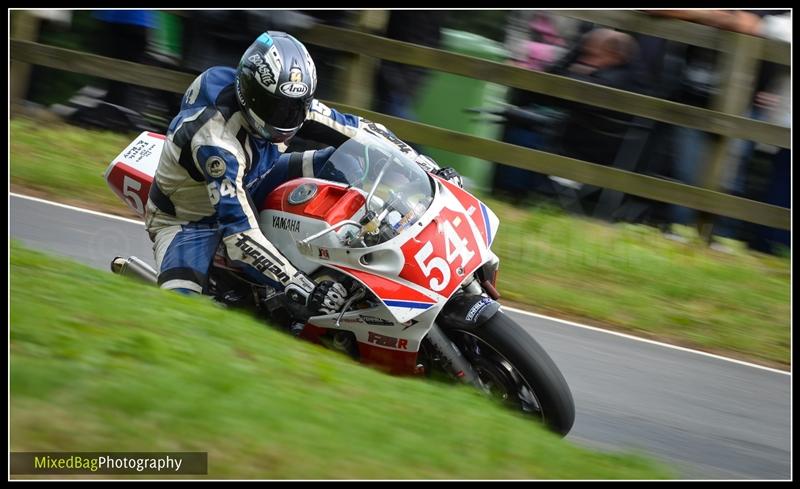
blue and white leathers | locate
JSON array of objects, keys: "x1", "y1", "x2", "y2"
[{"x1": 146, "y1": 66, "x2": 364, "y2": 293}]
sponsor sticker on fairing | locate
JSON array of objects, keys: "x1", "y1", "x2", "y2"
[
  {"x1": 465, "y1": 298, "x2": 494, "y2": 322},
  {"x1": 271, "y1": 215, "x2": 301, "y2": 233},
  {"x1": 359, "y1": 315, "x2": 394, "y2": 326},
  {"x1": 367, "y1": 331, "x2": 408, "y2": 350},
  {"x1": 338, "y1": 315, "x2": 393, "y2": 326}
]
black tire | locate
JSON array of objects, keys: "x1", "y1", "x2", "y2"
[{"x1": 442, "y1": 310, "x2": 575, "y2": 436}]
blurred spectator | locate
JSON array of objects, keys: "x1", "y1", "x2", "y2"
[
  {"x1": 560, "y1": 29, "x2": 639, "y2": 89},
  {"x1": 491, "y1": 12, "x2": 576, "y2": 200},
  {"x1": 49, "y1": 10, "x2": 163, "y2": 133},
  {"x1": 551, "y1": 28, "x2": 642, "y2": 166},
  {"x1": 756, "y1": 12, "x2": 792, "y2": 42},
  {"x1": 493, "y1": 24, "x2": 651, "y2": 204},
  {"x1": 649, "y1": 10, "x2": 791, "y2": 251},
  {"x1": 92, "y1": 10, "x2": 156, "y2": 107},
  {"x1": 666, "y1": 45, "x2": 720, "y2": 231},
  {"x1": 513, "y1": 13, "x2": 568, "y2": 71},
  {"x1": 373, "y1": 10, "x2": 448, "y2": 121},
  {"x1": 647, "y1": 9, "x2": 790, "y2": 38},
  {"x1": 734, "y1": 12, "x2": 790, "y2": 254}
]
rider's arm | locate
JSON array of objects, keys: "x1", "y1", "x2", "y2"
[
  {"x1": 297, "y1": 100, "x2": 461, "y2": 185},
  {"x1": 295, "y1": 100, "x2": 360, "y2": 147},
  {"x1": 191, "y1": 125, "x2": 316, "y2": 295}
]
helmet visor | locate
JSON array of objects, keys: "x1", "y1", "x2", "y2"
[{"x1": 250, "y1": 90, "x2": 310, "y2": 130}]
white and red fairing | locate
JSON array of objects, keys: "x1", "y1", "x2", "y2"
[
  {"x1": 106, "y1": 131, "x2": 501, "y2": 375},
  {"x1": 259, "y1": 172, "x2": 499, "y2": 373},
  {"x1": 104, "y1": 131, "x2": 165, "y2": 217}
]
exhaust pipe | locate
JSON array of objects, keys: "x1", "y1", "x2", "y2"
[{"x1": 111, "y1": 256, "x2": 158, "y2": 284}]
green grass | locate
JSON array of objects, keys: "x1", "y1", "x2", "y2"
[
  {"x1": 10, "y1": 116, "x2": 790, "y2": 367},
  {"x1": 484, "y1": 199, "x2": 790, "y2": 366},
  {"x1": 9, "y1": 242, "x2": 671, "y2": 479},
  {"x1": 10, "y1": 117, "x2": 139, "y2": 213}
]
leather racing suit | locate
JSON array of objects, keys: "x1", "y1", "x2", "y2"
[{"x1": 145, "y1": 66, "x2": 443, "y2": 296}]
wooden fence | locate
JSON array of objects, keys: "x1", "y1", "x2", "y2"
[{"x1": 9, "y1": 10, "x2": 791, "y2": 230}]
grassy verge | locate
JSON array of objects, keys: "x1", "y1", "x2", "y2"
[
  {"x1": 10, "y1": 117, "x2": 140, "y2": 215},
  {"x1": 484, "y1": 199, "x2": 790, "y2": 367},
  {"x1": 10, "y1": 116, "x2": 790, "y2": 367},
  {"x1": 9, "y1": 242, "x2": 671, "y2": 479}
]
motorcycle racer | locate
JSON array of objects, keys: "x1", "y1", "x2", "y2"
[{"x1": 145, "y1": 31, "x2": 460, "y2": 317}]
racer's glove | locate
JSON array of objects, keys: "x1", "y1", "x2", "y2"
[
  {"x1": 285, "y1": 273, "x2": 349, "y2": 316},
  {"x1": 432, "y1": 166, "x2": 464, "y2": 188},
  {"x1": 308, "y1": 280, "x2": 349, "y2": 315}
]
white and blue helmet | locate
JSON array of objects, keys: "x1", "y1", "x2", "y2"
[{"x1": 235, "y1": 31, "x2": 318, "y2": 143}]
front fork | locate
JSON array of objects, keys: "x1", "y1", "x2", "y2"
[
  {"x1": 426, "y1": 321, "x2": 484, "y2": 389},
  {"x1": 425, "y1": 265, "x2": 501, "y2": 390}
]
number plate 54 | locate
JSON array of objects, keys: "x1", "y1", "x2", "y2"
[{"x1": 400, "y1": 207, "x2": 483, "y2": 297}]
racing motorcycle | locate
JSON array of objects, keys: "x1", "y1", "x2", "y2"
[{"x1": 105, "y1": 129, "x2": 575, "y2": 436}]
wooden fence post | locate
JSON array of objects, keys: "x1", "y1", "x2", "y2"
[
  {"x1": 336, "y1": 10, "x2": 388, "y2": 108},
  {"x1": 696, "y1": 32, "x2": 762, "y2": 243},
  {"x1": 10, "y1": 10, "x2": 42, "y2": 111}
]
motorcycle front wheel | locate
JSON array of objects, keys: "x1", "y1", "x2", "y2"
[{"x1": 442, "y1": 309, "x2": 575, "y2": 437}]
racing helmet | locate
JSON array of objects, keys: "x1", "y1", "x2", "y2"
[{"x1": 235, "y1": 31, "x2": 318, "y2": 143}]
